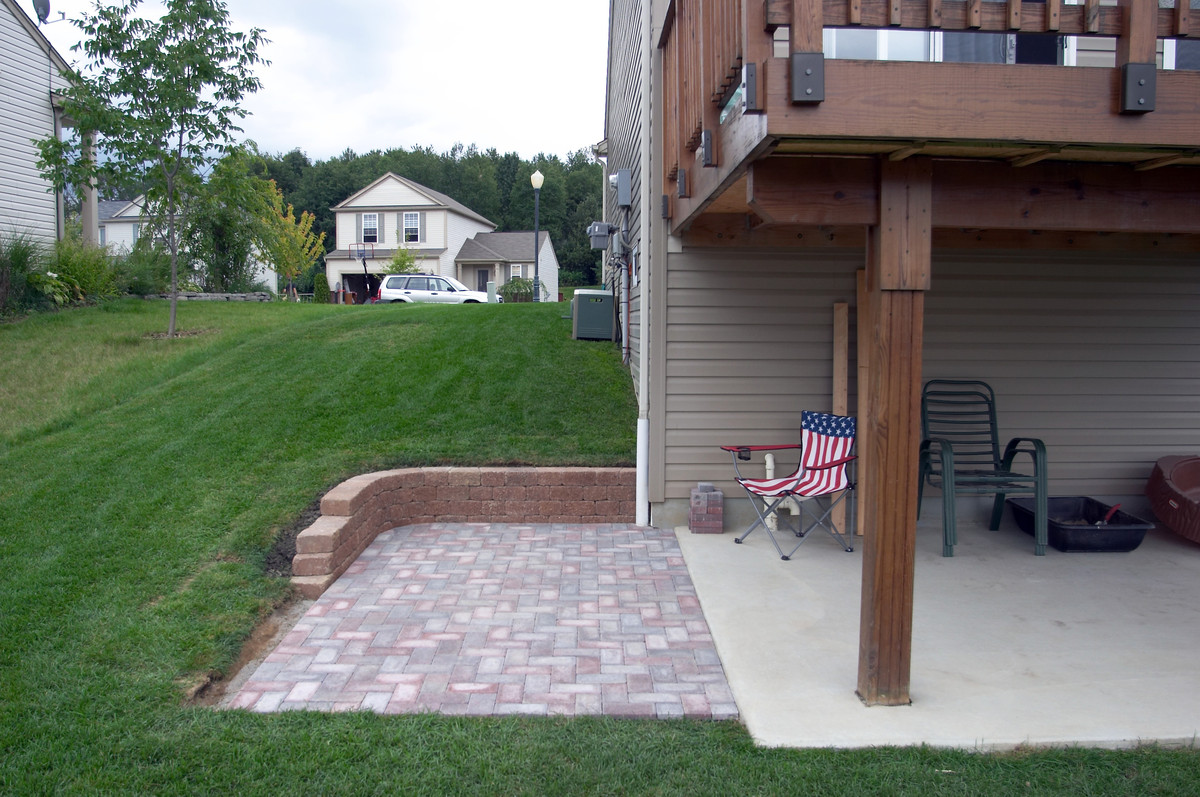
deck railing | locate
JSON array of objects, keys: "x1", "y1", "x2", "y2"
[{"x1": 661, "y1": 0, "x2": 1196, "y2": 204}]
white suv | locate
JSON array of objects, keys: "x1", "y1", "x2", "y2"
[{"x1": 374, "y1": 274, "x2": 497, "y2": 304}]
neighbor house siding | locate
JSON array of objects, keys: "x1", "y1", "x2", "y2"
[
  {"x1": 658, "y1": 247, "x2": 1200, "y2": 509},
  {"x1": 0, "y1": 1, "x2": 69, "y2": 243}
]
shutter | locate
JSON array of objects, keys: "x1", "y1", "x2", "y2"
[
  {"x1": 419, "y1": 212, "x2": 426, "y2": 243},
  {"x1": 356, "y1": 213, "x2": 362, "y2": 243}
]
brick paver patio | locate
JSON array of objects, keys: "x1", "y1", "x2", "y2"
[{"x1": 231, "y1": 523, "x2": 738, "y2": 720}]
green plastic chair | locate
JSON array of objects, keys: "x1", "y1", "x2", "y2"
[{"x1": 917, "y1": 380, "x2": 1048, "y2": 556}]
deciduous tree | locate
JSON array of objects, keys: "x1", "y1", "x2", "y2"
[{"x1": 36, "y1": 0, "x2": 267, "y2": 335}]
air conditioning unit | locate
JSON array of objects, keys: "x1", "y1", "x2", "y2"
[{"x1": 572, "y1": 289, "x2": 613, "y2": 341}]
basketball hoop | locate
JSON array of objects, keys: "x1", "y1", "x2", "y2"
[{"x1": 353, "y1": 242, "x2": 374, "y2": 261}]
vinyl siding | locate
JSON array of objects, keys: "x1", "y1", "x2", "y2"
[
  {"x1": 659, "y1": 247, "x2": 1200, "y2": 506},
  {"x1": 606, "y1": 0, "x2": 646, "y2": 375},
  {"x1": 344, "y1": 179, "x2": 435, "y2": 208},
  {"x1": 0, "y1": 1, "x2": 68, "y2": 243}
]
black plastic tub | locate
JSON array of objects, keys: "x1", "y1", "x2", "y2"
[{"x1": 1007, "y1": 497, "x2": 1154, "y2": 553}]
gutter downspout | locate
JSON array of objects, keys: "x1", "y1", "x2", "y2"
[{"x1": 635, "y1": 0, "x2": 654, "y2": 527}]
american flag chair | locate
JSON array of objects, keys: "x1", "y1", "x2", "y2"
[{"x1": 721, "y1": 411, "x2": 857, "y2": 560}]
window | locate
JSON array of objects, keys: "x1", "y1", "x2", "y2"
[
  {"x1": 99, "y1": 226, "x2": 106, "y2": 246},
  {"x1": 403, "y1": 212, "x2": 420, "y2": 243},
  {"x1": 511, "y1": 264, "x2": 523, "y2": 280},
  {"x1": 362, "y1": 213, "x2": 378, "y2": 243},
  {"x1": 132, "y1": 224, "x2": 139, "y2": 244}
]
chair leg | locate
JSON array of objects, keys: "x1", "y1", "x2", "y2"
[
  {"x1": 734, "y1": 494, "x2": 797, "y2": 560},
  {"x1": 941, "y1": 484, "x2": 957, "y2": 557},
  {"x1": 783, "y1": 492, "x2": 855, "y2": 559},
  {"x1": 989, "y1": 493, "x2": 1007, "y2": 531}
]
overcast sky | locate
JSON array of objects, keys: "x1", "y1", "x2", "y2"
[{"x1": 30, "y1": 0, "x2": 610, "y2": 163}]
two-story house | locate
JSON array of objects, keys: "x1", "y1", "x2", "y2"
[
  {"x1": 325, "y1": 173, "x2": 561, "y2": 303},
  {"x1": 604, "y1": 0, "x2": 1200, "y2": 703}
]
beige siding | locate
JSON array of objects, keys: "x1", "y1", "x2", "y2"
[
  {"x1": 924, "y1": 250, "x2": 1200, "y2": 499},
  {"x1": 660, "y1": 247, "x2": 1200, "y2": 506}
]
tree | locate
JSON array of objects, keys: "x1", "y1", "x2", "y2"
[
  {"x1": 185, "y1": 147, "x2": 278, "y2": 292},
  {"x1": 263, "y1": 191, "x2": 325, "y2": 300},
  {"x1": 36, "y1": 0, "x2": 267, "y2": 336}
]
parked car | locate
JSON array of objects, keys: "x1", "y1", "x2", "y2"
[{"x1": 374, "y1": 274, "x2": 498, "y2": 304}]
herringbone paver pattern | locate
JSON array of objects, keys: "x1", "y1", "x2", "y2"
[{"x1": 232, "y1": 523, "x2": 738, "y2": 719}]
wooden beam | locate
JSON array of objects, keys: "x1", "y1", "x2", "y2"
[
  {"x1": 793, "y1": 0, "x2": 825, "y2": 51},
  {"x1": 857, "y1": 158, "x2": 928, "y2": 706},
  {"x1": 1084, "y1": 0, "x2": 1101, "y2": 33},
  {"x1": 1134, "y1": 152, "x2": 1194, "y2": 171},
  {"x1": 1006, "y1": 0, "x2": 1022, "y2": 29},
  {"x1": 1117, "y1": 0, "x2": 1157, "y2": 65},
  {"x1": 1046, "y1": 0, "x2": 1061, "y2": 31},
  {"x1": 1177, "y1": 0, "x2": 1191, "y2": 37},
  {"x1": 681, "y1": 216, "x2": 868, "y2": 247},
  {"x1": 857, "y1": 237, "x2": 925, "y2": 706},
  {"x1": 760, "y1": 60, "x2": 1200, "y2": 152},
  {"x1": 878, "y1": 158, "x2": 932, "y2": 290},
  {"x1": 932, "y1": 160, "x2": 1200, "y2": 234},
  {"x1": 928, "y1": 0, "x2": 943, "y2": 28},
  {"x1": 888, "y1": 143, "x2": 927, "y2": 161},
  {"x1": 855, "y1": 270, "x2": 869, "y2": 539},
  {"x1": 1008, "y1": 147, "x2": 1061, "y2": 167},
  {"x1": 747, "y1": 157, "x2": 879, "y2": 226},
  {"x1": 833, "y1": 302, "x2": 850, "y2": 535}
]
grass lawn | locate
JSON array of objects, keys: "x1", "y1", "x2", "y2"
[{"x1": 1, "y1": 299, "x2": 1197, "y2": 795}]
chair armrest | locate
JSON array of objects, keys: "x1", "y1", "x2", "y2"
[
  {"x1": 1001, "y1": 437, "x2": 1047, "y2": 473},
  {"x1": 720, "y1": 445, "x2": 802, "y2": 453},
  {"x1": 804, "y1": 454, "x2": 857, "y2": 471},
  {"x1": 920, "y1": 437, "x2": 956, "y2": 475},
  {"x1": 721, "y1": 444, "x2": 802, "y2": 479}
]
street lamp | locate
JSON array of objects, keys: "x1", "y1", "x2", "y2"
[{"x1": 531, "y1": 169, "x2": 543, "y2": 302}]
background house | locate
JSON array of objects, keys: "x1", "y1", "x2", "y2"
[
  {"x1": 455, "y1": 230, "x2": 560, "y2": 301},
  {"x1": 605, "y1": 0, "x2": 1200, "y2": 702},
  {"x1": 100, "y1": 194, "x2": 278, "y2": 292},
  {"x1": 324, "y1": 172, "x2": 560, "y2": 303},
  {"x1": 0, "y1": 0, "x2": 75, "y2": 243}
]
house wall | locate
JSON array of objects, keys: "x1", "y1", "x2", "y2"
[
  {"x1": 652, "y1": 246, "x2": 1200, "y2": 526},
  {"x1": 443, "y1": 212, "x2": 490, "y2": 279},
  {"x1": 0, "y1": 0, "x2": 69, "y2": 243},
  {"x1": 101, "y1": 218, "x2": 139, "y2": 253}
]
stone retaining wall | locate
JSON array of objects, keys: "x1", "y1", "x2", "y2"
[
  {"x1": 142, "y1": 292, "x2": 274, "y2": 302},
  {"x1": 292, "y1": 467, "x2": 636, "y2": 598}
]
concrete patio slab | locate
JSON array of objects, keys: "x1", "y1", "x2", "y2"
[{"x1": 676, "y1": 506, "x2": 1200, "y2": 750}]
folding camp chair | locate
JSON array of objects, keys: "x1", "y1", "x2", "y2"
[
  {"x1": 722, "y1": 411, "x2": 857, "y2": 560},
  {"x1": 918, "y1": 379, "x2": 1049, "y2": 556}
]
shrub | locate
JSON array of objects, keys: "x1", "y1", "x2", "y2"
[
  {"x1": 312, "y1": 268, "x2": 330, "y2": 304},
  {"x1": 498, "y1": 277, "x2": 535, "y2": 303},
  {"x1": 115, "y1": 242, "x2": 170, "y2": 295},
  {"x1": 0, "y1": 232, "x2": 45, "y2": 312},
  {"x1": 51, "y1": 229, "x2": 119, "y2": 299}
]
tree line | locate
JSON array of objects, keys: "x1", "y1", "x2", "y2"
[{"x1": 255, "y1": 143, "x2": 605, "y2": 289}]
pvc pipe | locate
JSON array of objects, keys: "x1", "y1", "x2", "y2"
[{"x1": 636, "y1": 417, "x2": 649, "y2": 526}]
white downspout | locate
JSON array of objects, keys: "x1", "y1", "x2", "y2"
[{"x1": 634, "y1": 0, "x2": 654, "y2": 528}]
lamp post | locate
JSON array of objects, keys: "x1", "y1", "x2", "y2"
[{"x1": 530, "y1": 169, "x2": 543, "y2": 302}]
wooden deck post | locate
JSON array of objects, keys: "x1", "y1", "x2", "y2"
[{"x1": 857, "y1": 157, "x2": 930, "y2": 706}]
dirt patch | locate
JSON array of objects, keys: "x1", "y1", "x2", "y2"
[
  {"x1": 263, "y1": 493, "x2": 325, "y2": 578},
  {"x1": 197, "y1": 596, "x2": 314, "y2": 706},
  {"x1": 192, "y1": 490, "x2": 329, "y2": 705},
  {"x1": 143, "y1": 328, "x2": 214, "y2": 340}
]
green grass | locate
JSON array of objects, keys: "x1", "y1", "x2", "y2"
[{"x1": 2, "y1": 299, "x2": 1198, "y2": 795}]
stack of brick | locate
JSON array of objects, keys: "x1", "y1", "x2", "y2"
[{"x1": 689, "y1": 482, "x2": 724, "y2": 533}]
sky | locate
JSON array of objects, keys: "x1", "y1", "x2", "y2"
[{"x1": 29, "y1": 0, "x2": 611, "y2": 163}]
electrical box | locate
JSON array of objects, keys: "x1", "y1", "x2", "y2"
[{"x1": 572, "y1": 289, "x2": 613, "y2": 341}]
